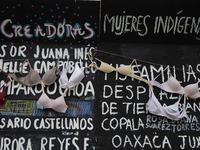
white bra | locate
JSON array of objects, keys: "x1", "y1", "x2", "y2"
[
  {"x1": 149, "y1": 66, "x2": 200, "y2": 99},
  {"x1": 59, "y1": 56, "x2": 85, "y2": 89}
]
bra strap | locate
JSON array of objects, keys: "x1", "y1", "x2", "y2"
[
  {"x1": 41, "y1": 81, "x2": 45, "y2": 89},
  {"x1": 61, "y1": 55, "x2": 70, "y2": 75},
  {"x1": 65, "y1": 55, "x2": 70, "y2": 69},
  {"x1": 87, "y1": 52, "x2": 100, "y2": 64},
  {"x1": 0, "y1": 69, "x2": 8, "y2": 76},
  {"x1": 149, "y1": 83, "x2": 153, "y2": 96},
  {"x1": 19, "y1": 59, "x2": 32, "y2": 74},
  {"x1": 77, "y1": 54, "x2": 82, "y2": 66},
  {"x1": 65, "y1": 60, "x2": 69, "y2": 70},
  {"x1": 78, "y1": 56, "x2": 85, "y2": 71},
  {"x1": 87, "y1": 52, "x2": 93, "y2": 63},
  {"x1": 88, "y1": 52, "x2": 102, "y2": 63},
  {"x1": 87, "y1": 52, "x2": 99, "y2": 70},
  {"x1": 197, "y1": 78, "x2": 200, "y2": 83},
  {"x1": 62, "y1": 87, "x2": 69, "y2": 97},
  {"x1": 183, "y1": 95, "x2": 189, "y2": 120},
  {"x1": 0, "y1": 70, "x2": 12, "y2": 81},
  {"x1": 154, "y1": 66, "x2": 169, "y2": 80},
  {"x1": 130, "y1": 59, "x2": 142, "y2": 77},
  {"x1": 55, "y1": 57, "x2": 61, "y2": 74}
]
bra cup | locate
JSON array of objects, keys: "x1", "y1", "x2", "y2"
[
  {"x1": 59, "y1": 61, "x2": 85, "y2": 89},
  {"x1": 59, "y1": 65, "x2": 69, "y2": 87},
  {"x1": 184, "y1": 83, "x2": 199, "y2": 99},
  {"x1": 99, "y1": 62, "x2": 115, "y2": 73},
  {"x1": 161, "y1": 101, "x2": 185, "y2": 121},
  {"x1": 70, "y1": 67, "x2": 84, "y2": 82},
  {"x1": 38, "y1": 91, "x2": 68, "y2": 113},
  {"x1": 14, "y1": 69, "x2": 40, "y2": 86},
  {"x1": 60, "y1": 69, "x2": 68, "y2": 78},
  {"x1": 42, "y1": 68, "x2": 57, "y2": 85},
  {"x1": 67, "y1": 64, "x2": 85, "y2": 88},
  {"x1": 9, "y1": 73, "x2": 19, "y2": 83},
  {"x1": 53, "y1": 96, "x2": 68, "y2": 113},
  {"x1": 38, "y1": 93, "x2": 52, "y2": 109},
  {"x1": 165, "y1": 76, "x2": 183, "y2": 93},
  {"x1": 28, "y1": 69, "x2": 41, "y2": 86},
  {"x1": 165, "y1": 106, "x2": 185, "y2": 121},
  {"x1": 148, "y1": 99, "x2": 160, "y2": 114},
  {"x1": 165, "y1": 108, "x2": 181, "y2": 120},
  {"x1": 164, "y1": 102, "x2": 179, "y2": 115},
  {"x1": 59, "y1": 75, "x2": 68, "y2": 87},
  {"x1": 9, "y1": 59, "x2": 60, "y2": 86},
  {"x1": 59, "y1": 70, "x2": 69, "y2": 88},
  {"x1": 148, "y1": 92, "x2": 163, "y2": 115},
  {"x1": 116, "y1": 65, "x2": 131, "y2": 76},
  {"x1": 148, "y1": 85, "x2": 187, "y2": 121}
]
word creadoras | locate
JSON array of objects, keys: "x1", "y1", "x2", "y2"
[{"x1": 1, "y1": 19, "x2": 95, "y2": 40}]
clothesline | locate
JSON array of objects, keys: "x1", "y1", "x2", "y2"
[
  {"x1": 92, "y1": 49, "x2": 200, "y2": 74},
  {"x1": 1, "y1": 49, "x2": 200, "y2": 74},
  {"x1": 0, "y1": 49, "x2": 199, "y2": 121}
]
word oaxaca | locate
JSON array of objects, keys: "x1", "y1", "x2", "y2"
[{"x1": 1, "y1": 19, "x2": 95, "y2": 40}]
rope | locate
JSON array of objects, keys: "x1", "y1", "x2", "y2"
[
  {"x1": 1, "y1": 49, "x2": 200, "y2": 74},
  {"x1": 95, "y1": 49, "x2": 200, "y2": 74}
]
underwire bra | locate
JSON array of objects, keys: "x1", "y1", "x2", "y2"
[
  {"x1": 87, "y1": 52, "x2": 148, "y2": 84},
  {"x1": 9, "y1": 58, "x2": 60, "y2": 87},
  {"x1": 149, "y1": 66, "x2": 200, "y2": 99},
  {"x1": 37, "y1": 84, "x2": 68, "y2": 113},
  {"x1": 0, "y1": 78, "x2": 10, "y2": 107},
  {"x1": 147, "y1": 85, "x2": 188, "y2": 121},
  {"x1": 59, "y1": 57, "x2": 85, "y2": 89}
]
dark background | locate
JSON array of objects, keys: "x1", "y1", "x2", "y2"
[{"x1": 1, "y1": 0, "x2": 200, "y2": 149}]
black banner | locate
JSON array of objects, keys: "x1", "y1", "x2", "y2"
[
  {"x1": 100, "y1": 0, "x2": 200, "y2": 44},
  {"x1": 0, "y1": 43, "x2": 96, "y2": 100},
  {"x1": 0, "y1": 0, "x2": 99, "y2": 45},
  {"x1": 0, "y1": 1, "x2": 99, "y2": 149},
  {"x1": 0, "y1": 116, "x2": 94, "y2": 150},
  {"x1": 94, "y1": 43, "x2": 200, "y2": 149},
  {"x1": 1, "y1": 0, "x2": 200, "y2": 150}
]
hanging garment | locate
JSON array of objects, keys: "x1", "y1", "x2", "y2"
[
  {"x1": 87, "y1": 52, "x2": 148, "y2": 84},
  {"x1": 0, "y1": 78, "x2": 10, "y2": 107},
  {"x1": 59, "y1": 56, "x2": 85, "y2": 89},
  {"x1": 149, "y1": 66, "x2": 200, "y2": 99},
  {"x1": 9, "y1": 58, "x2": 60, "y2": 86},
  {"x1": 37, "y1": 85, "x2": 68, "y2": 113},
  {"x1": 147, "y1": 85, "x2": 188, "y2": 121}
]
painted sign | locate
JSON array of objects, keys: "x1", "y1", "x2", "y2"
[
  {"x1": 94, "y1": 43, "x2": 200, "y2": 149},
  {"x1": 100, "y1": 0, "x2": 200, "y2": 44},
  {"x1": 0, "y1": 1, "x2": 99, "y2": 149}
]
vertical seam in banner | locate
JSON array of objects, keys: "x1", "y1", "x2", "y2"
[{"x1": 98, "y1": 0, "x2": 102, "y2": 43}]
